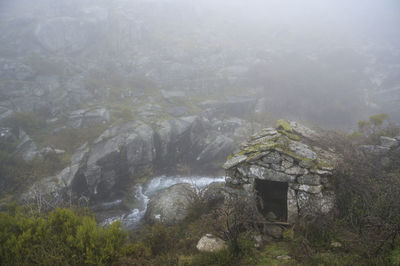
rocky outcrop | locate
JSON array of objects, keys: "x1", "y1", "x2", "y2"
[
  {"x1": 68, "y1": 107, "x2": 110, "y2": 128},
  {"x1": 223, "y1": 120, "x2": 338, "y2": 222},
  {"x1": 360, "y1": 135, "x2": 400, "y2": 155},
  {"x1": 145, "y1": 183, "x2": 195, "y2": 225},
  {"x1": 14, "y1": 130, "x2": 39, "y2": 162},
  {"x1": 72, "y1": 121, "x2": 155, "y2": 198},
  {"x1": 27, "y1": 114, "x2": 248, "y2": 201}
]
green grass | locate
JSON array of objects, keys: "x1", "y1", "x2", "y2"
[{"x1": 258, "y1": 242, "x2": 296, "y2": 265}]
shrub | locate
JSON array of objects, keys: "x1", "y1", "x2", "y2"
[
  {"x1": 4, "y1": 112, "x2": 46, "y2": 135},
  {"x1": 353, "y1": 113, "x2": 399, "y2": 144},
  {"x1": 190, "y1": 249, "x2": 234, "y2": 266},
  {"x1": 331, "y1": 120, "x2": 400, "y2": 260},
  {"x1": 0, "y1": 206, "x2": 127, "y2": 265},
  {"x1": 142, "y1": 222, "x2": 182, "y2": 256}
]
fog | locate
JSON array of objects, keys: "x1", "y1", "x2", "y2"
[
  {"x1": 0, "y1": 0, "x2": 399, "y2": 128},
  {"x1": 2, "y1": 1, "x2": 400, "y2": 263}
]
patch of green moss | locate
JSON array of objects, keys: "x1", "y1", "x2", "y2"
[
  {"x1": 226, "y1": 123, "x2": 336, "y2": 171},
  {"x1": 275, "y1": 119, "x2": 292, "y2": 132},
  {"x1": 311, "y1": 252, "x2": 361, "y2": 265},
  {"x1": 245, "y1": 151, "x2": 262, "y2": 162},
  {"x1": 280, "y1": 130, "x2": 301, "y2": 141},
  {"x1": 312, "y1": 160, "x2": 334, "y2": 170},
  {"x1": 258, "y1": 242, "x2": 295, "y2": 266},
  {"x1": 275, "y1": 119, "x2": 303, "y2": 141}
]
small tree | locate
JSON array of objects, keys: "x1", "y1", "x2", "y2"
[{"x1": 207, "y1": 191, "x2": 261, "y2": 253}]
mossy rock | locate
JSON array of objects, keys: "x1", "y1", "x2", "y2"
[{"x1": 275, "y1": 119, "x2": 292, "y2": 133}]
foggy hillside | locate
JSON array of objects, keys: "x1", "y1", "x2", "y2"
[
  {"x1": 1, "y1": 1, "x2": 400, "y2": 265},
  {"x1": 0, "y1": 0, "x2": 399, "y2": 128}
]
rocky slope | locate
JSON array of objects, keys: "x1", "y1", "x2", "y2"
[
  {"x1": 21, "y1": 113, "x2": 256, "y2": 203},
  {"x1": 0, "y1": 0, "x2": 399, "y2": 129}
]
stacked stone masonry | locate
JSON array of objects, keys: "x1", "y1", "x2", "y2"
[{"x1": 223, "y1": 120, "x2": 338, "y2": 223}]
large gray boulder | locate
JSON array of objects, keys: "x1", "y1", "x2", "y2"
[
  {"x1": 22, "y1": 143, "x2": 90, "y2": 203},
  {"x1": 196, "y1": 135, "x2": 234, "y2": 165},
  {"x1": 160, "y1": 90, "x2": 185, "y2": 102},
  {"x1": 68, "y1": 107, "x2": 110, "y2": 128},
  {"x1": 15, "y1": 130, "x2": 38, "y2": 162},
  {"x1": 145, "y1": 183, "x2": 195, "y2": 225},
  {"x1": 79, "y1": 122, "x2": 155, "y2": 198},
  {"x1": 156, "y1": 117, "x2": 194, "y2": 163},
  {"x1": 196, "y1": 234, "x2": 227, "y2": 252},
  {"x1": 380, "y1": 136, "x2": 399, "y2": 149}
]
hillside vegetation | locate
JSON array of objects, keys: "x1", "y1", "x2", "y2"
[{"x1": 1, "y1": 115, "x2": 399, "y2": 265}]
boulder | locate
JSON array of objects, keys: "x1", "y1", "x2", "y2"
[
  {"x1": 161, "y1": 90, "x2": 185, "y2": 102},
  {"x1": 23, "y1": 143, "x2": 90, "y2": 201},
  {"x1": 210, "y1": 117, "x2": 243, "y2": 135},
  {"x1": 202, "y1": 182, "x2": 228, "y2": 207},
  {"x1": 15, "y1": 130, "x2": 38, "y2": 162},
  {"x1": 264, "y1": 224, "x2": 284, "y2": 239},
  {"x1": 196, "y1": 135, "x2": 234, "y2": 165},
  {"x1": 39, "y1": 146, "x2": 65, "y2": 156},
  {"x1": 360, "y1": 145, "x2": 390, "y2": 155},
  {"x1": 145, "y1": 183, "x2": 195, "y2": 225},
  {"x1": 276, "y1": 255, "x2": 292, "y2": 260},
  {"x1": 196, "y1": 234, "x2": 227, "y2": 252},
  {"x1": 68, "y1": 107, "x2": 110, "y2": 128},
  {"x1": 156, "y1": 118, "x2": 194, "y2": 163},
  {"x1": 81, "y1": 122, "x2": 155, "y2": 197},
  {"x1": 166, "y1": 106, "x2": 188, "y2": 117},
  {"x1": 331, "y1": 241, "x2": 343, "y2": 248},
  {"x1": 380, "y1": 136, "x2": 399, "y2": 149}
]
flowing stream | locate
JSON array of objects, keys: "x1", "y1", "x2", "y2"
[{"x1": 101, "y1": 175, "x2": 226, "y2": 227}]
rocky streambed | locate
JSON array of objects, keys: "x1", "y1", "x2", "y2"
[{"x1": 97, "y1": 175, "x2": 225, "y2": 228}]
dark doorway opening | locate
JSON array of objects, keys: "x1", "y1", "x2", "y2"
[{"x1": 255, "y1": 179, "x2": 288, "y2": 221}]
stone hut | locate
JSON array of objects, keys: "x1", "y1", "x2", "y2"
[{"x1": 223, "y1": 120, "x2": 338, "y2": 223}]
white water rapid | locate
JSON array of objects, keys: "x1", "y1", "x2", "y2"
[{"x1": 102, "y1": 175, "x2": 226, "y2": 227}]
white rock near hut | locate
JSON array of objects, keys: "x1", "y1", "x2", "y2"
[{"x1": 196, "y1": 234, "x2": 227, "y2": 252}]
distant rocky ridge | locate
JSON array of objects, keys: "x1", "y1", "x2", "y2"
[
  {"x1": 0, "y1": 0, "x2": 399, "y2": 129},
  {"x1": 360, "y1": 135, "x2": 400, "y2": 155}
]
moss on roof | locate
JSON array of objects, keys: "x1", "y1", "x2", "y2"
[{"x1": 224, "y1": 120, "x2": 337, "y2": 170}]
